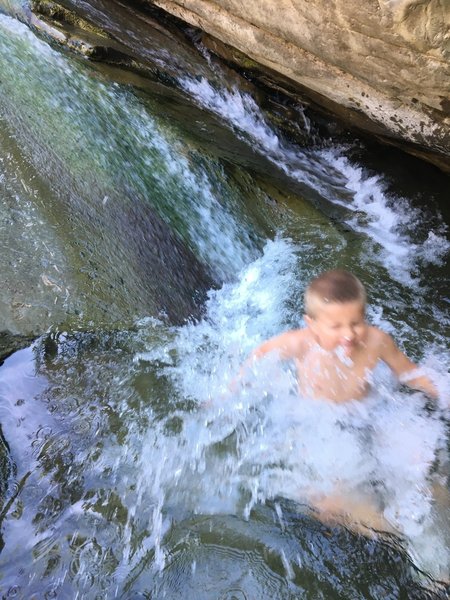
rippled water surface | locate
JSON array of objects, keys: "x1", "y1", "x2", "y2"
[{"x1": 0, "y1": 5, "x2": 449, "y2": 599}]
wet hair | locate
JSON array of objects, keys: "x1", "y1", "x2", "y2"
[{"x1": 304, "y1": 270, "x2": 366, "y2": 318}]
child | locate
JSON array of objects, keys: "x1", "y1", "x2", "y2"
[
  {"x1": 246, "y1": 269, "x2": 438, "y2": 403},
  {"x1": 241, "y1": 269, "x2": 443, "y2": 534}
]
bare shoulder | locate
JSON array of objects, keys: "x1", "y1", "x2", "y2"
[
  {"x1": 366, "y1": 325, "x2": 394, "y2": 357},
  {"x1": 368, "y1": 326, "x2": 391, "y2": 345},
  {"x1": 366, "y1": 326, "x2": 398, "y2": 358},
  {"x1": 281, "y1": 328, "x2": 310, "y2": 353},
  {"x1": 253, "y1": 327, "x2": 308, "y2": 359}
]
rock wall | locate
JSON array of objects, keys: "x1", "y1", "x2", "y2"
[{"x1": 149, "y1": 0, "x2": 450, "y2": 170}]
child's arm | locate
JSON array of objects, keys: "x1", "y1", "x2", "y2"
[{"x1": 379, "y1": 331, "x2": 438, "y2": 398}]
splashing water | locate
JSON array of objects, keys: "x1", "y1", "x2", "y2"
[
  {"x1": 133, "y1": 238, "x2": 450, "y2": 580},
  {"x1": 0, "y1": 9, "x2": 448, "y2": 598},
  {"x1": 181, "y1": 78, "x2": 449, "y2": 284},
  {"x1": 319, "y1": 149, "x2": 450, "y2": 283}
]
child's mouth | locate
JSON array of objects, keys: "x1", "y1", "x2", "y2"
[{"x1": 341, "y1": 339, "x2": 356, "y2": 354}]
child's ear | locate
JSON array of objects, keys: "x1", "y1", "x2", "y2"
[{"x1": 304, "y1": 314, "x2": 313, "y2": 328}]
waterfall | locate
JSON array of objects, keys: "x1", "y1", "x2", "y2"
[{"x1": 0, "y1": 7, "x2": 448, "y2": 599}]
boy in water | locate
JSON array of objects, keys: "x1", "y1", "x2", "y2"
[
  {"x1": 247, "y1": 269, "x2": 437, "y2": 403},
  {"x1": 243, "y1": 270, "x2": 441, "y2": 530}
]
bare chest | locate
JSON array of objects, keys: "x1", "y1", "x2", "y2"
[{"x1": 296, "y1": 347, "x2": 378, "y2": 403}]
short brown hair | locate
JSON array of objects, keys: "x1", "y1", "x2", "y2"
[{"x1": 304, "y1": 270, "x2": 366, "y2": 318}]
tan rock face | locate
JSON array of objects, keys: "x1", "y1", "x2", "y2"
[{"x1": 150, "y1": 0, "x2": 450, "y2": 170}]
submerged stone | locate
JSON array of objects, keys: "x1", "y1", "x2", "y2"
[{"x1": 129, "y1": 500, "x2": 449, "y2": 599}]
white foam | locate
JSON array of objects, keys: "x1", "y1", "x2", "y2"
[
  {"x1": 135, "y1": 238, "x2": 449, "y2": 578},
  {"x1": 319, "y1": 149, "x2": 450, "y2": 283},
  {"x1": 136, "y1": 238, "x2": 302, "y2": 403},
  {"x1": 181, "y1": 77, "x2": 449, "y2": 285}
]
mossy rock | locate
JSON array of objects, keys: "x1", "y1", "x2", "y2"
[{"x1": 31, "y1": 0, "x2": 108, "y2": 37}]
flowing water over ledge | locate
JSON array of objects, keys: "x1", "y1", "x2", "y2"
[{"x1": 0, "y1": 6, "x2": 449, "y2": 599}]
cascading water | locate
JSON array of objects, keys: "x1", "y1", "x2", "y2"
[
  {"x1": 182, "y1": 77, "x2": 449, "y2": 286},
  {"x1": 0, "y1": 14, "x2": 259, "y2": 288},
  {"x1": 0, "y1": 4, "x2": 449, "y2": 599}
]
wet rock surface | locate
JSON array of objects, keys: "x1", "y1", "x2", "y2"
[
  {"x1": 0, "y1": 332, "x2": 35, "y2": 366},
  {"x1": 20, "y1": 0, "x2": 445, "y2": 170},
  {"x1": 147, "y1": 0, "x2": 450, "y2": 171},
  {"x1": 19, "y1": 0, "x2": 450, "y2": 172}
]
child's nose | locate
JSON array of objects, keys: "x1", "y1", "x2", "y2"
[{"x1": 342, "y1": 327, "x2": 355, "y2": 340}]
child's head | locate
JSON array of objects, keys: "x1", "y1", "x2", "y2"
[
  {"x1": 304, "y1": 270, "x2": 367, "y2": 354},
  {"x1": 304, "y1": 270, "x2": 366, "y2": 318}
]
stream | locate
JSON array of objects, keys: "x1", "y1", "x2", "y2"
[{"x1": 0, "y1": 3, "x2": 449, "y2": 598}]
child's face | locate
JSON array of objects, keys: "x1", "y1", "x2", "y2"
[{"x1": 305, "y1": 300, "x2": 367, "y2": 355}]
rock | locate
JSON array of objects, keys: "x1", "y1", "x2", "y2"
[
  {"x1": 0, "y1": 332, "x2": 35, "y2": 366},
  {"x1": 147, "y1": 0, "x2": 450, "y2": 171},
  {"x1": 136, "y1": 500, "x2": 448, "y2": 598},
  {"x1": 2, "y1": 1, "x2": 448, "y2": 167},
  {"x1": 27, "y1": 0, "x2": 137, "y2": 63}
]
